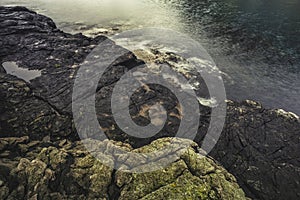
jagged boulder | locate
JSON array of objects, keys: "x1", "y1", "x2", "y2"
[{"x1": 210, "y1": 100, "x2": 300, "y2": 200}]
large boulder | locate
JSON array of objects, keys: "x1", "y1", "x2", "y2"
[
  {"x1": 210, "y1": 100, "x2": 300, "y2": 200},
  {"x1": 0, "y1": 137, "x2": 247, "y2": 200}
]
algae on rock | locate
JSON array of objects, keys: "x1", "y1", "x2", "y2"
[{"x1": 0, "y1": 137, "x2": 248, "y2": 199}]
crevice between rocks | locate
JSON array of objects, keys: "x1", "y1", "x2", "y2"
[
  {"x1": 107, "y1": 169, "x2": 121, "y2": 200},
  {"x1": 32, "y1": 94, "x2": 67, "y2": 116}
]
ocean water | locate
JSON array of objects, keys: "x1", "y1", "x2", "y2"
[{"x1": 1, "y1": 0, "x2": 299, "y2": 115}]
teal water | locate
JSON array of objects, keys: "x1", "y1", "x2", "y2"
[{"x1": 1, "y1": 0, "x2": 299, "y2": 115}]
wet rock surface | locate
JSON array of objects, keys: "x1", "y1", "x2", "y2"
[
  {"x1": 0, "y1": 137, "x2": 247, "y2": 200},
  {"x1": 0, "y1": 6, "x2": 299, "y2": 200}
]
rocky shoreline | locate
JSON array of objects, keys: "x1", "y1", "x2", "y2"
[
  {"x1": 0, "y1": 136, "x2": 248, "y2": 200},
  {"x1": 0, "y1": 6, "x2": 299, "y2": 200}
]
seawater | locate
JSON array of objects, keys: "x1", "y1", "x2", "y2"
[{"x1": 1, "y1": 0, "x2": 299, "y2": 114}]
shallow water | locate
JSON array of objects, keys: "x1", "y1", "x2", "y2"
[
  {"x1": 2, "y1": 62, "x2": 42, "y2": 82},
  {"x1": 1, "y1": 0, "x2": 299, "y2": 115}
]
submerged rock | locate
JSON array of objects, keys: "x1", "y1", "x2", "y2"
[{"x1": 0, "y1": 6, "x2": 299, "y2": 200}]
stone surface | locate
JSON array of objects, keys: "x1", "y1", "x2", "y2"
[
  {"x1": 0, "y1": 6, "x2": 299, "y2": 200},
  {"x1": 210, "y1": 100, "x2": 300, "y2": 200},
  {"x1": 0, "y1": 137, "x2": 247, "y2": 200},
  {"x1": 0, "y1": 6, "x2": 143, "y2": 141}
]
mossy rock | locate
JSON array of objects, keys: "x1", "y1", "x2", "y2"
[
  {"x1": 1, "y1": 136, "x2": 248, "y2": 199},
  {"x1": 117, "y1": 138, "x2": 247, "y2": 200}
]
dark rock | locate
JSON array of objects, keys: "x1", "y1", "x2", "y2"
[
  {"x1": 210, "y1": 100, "x2": 300, "y2": 200},
  {"x1": 0, "y1": 73, "x2": 74, "y2": 140},
  {"x1": 0, "y1": 6, "x2": 140, "y2": 141},
  {"x1": 0, "y1": 64, "x2": 6, "y2": 73},
  {"x1": 0, "y1": 6, "x2": 299, "y2": 200}
]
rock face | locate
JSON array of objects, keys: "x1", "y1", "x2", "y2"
[
  {"x1": 0, "y1": 6, "x2": 143, "y2": 141},
  {"x1": 210, "y1": 100, "x2": 300, "y2": 200},
  {"x1": 0, "y1": 137, "x2": 247, "y2": 200},
  {"x1": 0, "y1": 6, "x2": 299, "y2": 200}
]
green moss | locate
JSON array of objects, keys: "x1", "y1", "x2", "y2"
[
  {"x1": 7, "y1": 137, "x2": 248, "y2": 199},
  {"x1": 71, "y1": 154, "x2": 113, "y2": 198},
  {"x1": 118, "y1": 138, "x2": 248, "y2": 200},
  {"x1": 141, "y1": 171, "x2": 211, "y2": 200},
  {"x1": 25, "y1": 160, "x2": 47, "y2": 188},
  {"x1": 118, "y1": 160, "x2": 188, "y2": 200},
  {"x1": 0, "y1": 185, "x2": 9, "y2": 199}
]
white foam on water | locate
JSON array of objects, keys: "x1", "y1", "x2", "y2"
[{"x1": 113, "y1": 35, "x2": 223, "y2": 108}]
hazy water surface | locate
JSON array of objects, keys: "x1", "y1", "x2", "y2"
[{"x1": 1, "y1": 0, "x2": 299, "y2": 115}]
